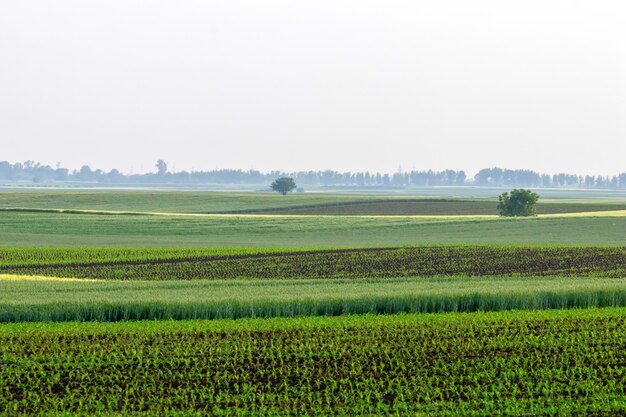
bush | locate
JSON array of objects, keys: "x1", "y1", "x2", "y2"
[{"x1": 497, "y1": 189, "x2": 539, "y2": 216}]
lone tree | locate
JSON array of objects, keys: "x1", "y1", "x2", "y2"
[
  {"x1": 497, "y1": 189, "x2": 539, "y2": 217},
  {"x1": 155, "y1": 160, "x2": 168, "y2": 176},
  {"x1": 271, "y1": 177, "x2": 297, "y2": 195}
]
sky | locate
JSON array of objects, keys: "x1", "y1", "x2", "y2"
[{"x1": 1, "y1": 0, "x2": 625, "y2": 176}]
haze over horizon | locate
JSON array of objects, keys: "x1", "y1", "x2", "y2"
[{"x1": 1, "y1": 1, "x2": 625, "y2": 177}]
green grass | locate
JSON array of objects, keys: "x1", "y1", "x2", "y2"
[
  {"x1": 0, "y1": 191, "x2": 417, "y2": 213},
  {"x1": 0, "y1": 210, "x2": 624, "y2": 246},
  {"x1": 258, "y1": 199, "x2": 626, "y2": 215},
  {"x1": 2, "y1": 275, "x2": 626, "y2": 322},
  {"x1": 2, "y1": 308, "x2": 625, "y2": 415},
  {"x1": 2, "y1": 190, "x2": 626, "y2": 215}
]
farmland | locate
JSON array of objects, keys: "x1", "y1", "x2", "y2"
[
  {"x1": 256, "y1": 199, "x2": 626, "y2": 216},
  {"x1": 0, "y1": 189, "x2": 625, "y2": 415},
  {"x1": 1, "y1": 210, "x2": 625, "y2": 247},
  {"x1": 2, "y1": 274, "x2": 626, "y2": 322},
  {"x1": 0, "y1": 246, "x2": 624, "y2": 280},
  {"x1": 2, "y1": 189, "x2": 626, "y2": 215},
  {"x1": 2, "y1": 309, "x2": 626, "y2": 415},
  {"x1": 1, "y1": 245, "x2": 625, "y2": 323}
]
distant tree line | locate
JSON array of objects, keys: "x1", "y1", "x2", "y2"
[
  {"x1": 473, "y1": 167, "x2": 626, "y2": 189},
  {"x1": 0, "y1": 160, "x2": 625, "y2": 189}
]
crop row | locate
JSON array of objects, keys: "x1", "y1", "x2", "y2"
[
  {"x1": 1, "y1": 246, "x2": 624, "y2": 280},
  {"x1": 1, "y1": 309, "x2": 625, "y2": 415},
  {"x1": 3, "y1": 276, "x2": 626, "y2": 323},
  {"x1": 0, "y1": 247, "x2": 298, "y2": 267}
]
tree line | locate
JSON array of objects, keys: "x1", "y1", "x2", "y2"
[{"x1": 0, "y1": 160, "x2": 625, "y2": 189}]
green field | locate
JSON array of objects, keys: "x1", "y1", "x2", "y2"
[
  {"x1": 2, "y1": 190, "x2": 626, "y2": 215},
  {"x1": 1, "y1": 210, "x2": 625, "y2": 246},
  {"x1": 2, "y1": 189, "x2": 626, "y2": 415},
  {"x1": 1, "y1": 246, "x2": 624, "y2": 280},
  {"x1": 0, "y1": 191, "x2": 381, "y2": 213},
  {"x1": 258, "y1": 199, "x2": 626, "y2": 215},
  {"x1": 2, "y1": 245, "x2": 623, "y2": 323},
  {"x1": 2, "y1": 309, "x2": 625, "y2": 415},
  {"x1": 2, "y1": 275, "x2": 626, "y2": 322}
]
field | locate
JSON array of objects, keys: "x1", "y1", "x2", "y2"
[
  {"x1": 0, "y1": 246, "x2": 624, "y2": 280},
  {"x1": 1, "y1": 189, "x2": 625, "y2": 415},
  {"x1": 2, "y1": 189, "x2": 626, "y2": 214},
  {"x1": 3, "y1": 274, "x2": 626, "y2": 322},
  {"x1": 1, "y1": 211, "x2": 625, "y2": 246},
  {"x1": 2, "y1": 309, "x2": 626, "y2": 415}
]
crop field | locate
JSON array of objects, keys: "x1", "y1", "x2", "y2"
[
  {"x1": 0, "y1": 191, "x2": 387, "y2": 213},
  {"x1": 1, "y1": 189, "x2": 625, "y2": 415},
  {"x1": 2, "y1": 190, "x2": 626, "y2": 215},
  {"x1": 3, "y1": 274, "x2": 626, "y2": 322},
  {"x1": 1, "y1": 210, "x2": 625, "y2": 246},
  {"x1": 2, "y1": 309, "x2": 626, "y2": 415},
  {"x1": 256, "y1": 199, "x2": 626, "y2": 215},
  {"x1": 0, "y1": 246, "x2": 624, "y2": 280}
]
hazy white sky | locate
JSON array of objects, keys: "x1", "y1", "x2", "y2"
[{"x1": 1, "y1": 0, "x2": 625, "y2": 176}]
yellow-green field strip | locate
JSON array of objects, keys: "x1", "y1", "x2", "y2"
[
  {"x1": 539, "y1": 210, "x2": 626, "y2": 218},
  {"x1": 0, "y1": 274, "x2": 94, "y2": 282}
]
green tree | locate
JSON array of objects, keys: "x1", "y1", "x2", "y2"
[
  {"x1": 497, "y1": 189, "x2": 539, "y2": 216},
  {"x1": 271, "y1": 177, "x2": 297, "y2": 195}
]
